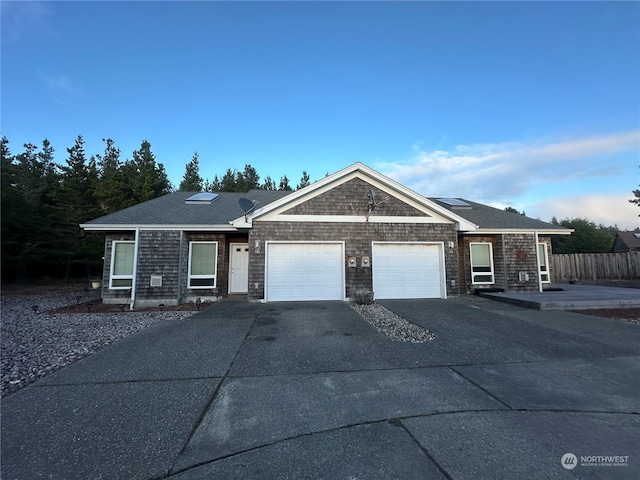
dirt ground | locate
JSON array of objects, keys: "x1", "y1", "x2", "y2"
[
  {"x1": 50, "y1": 299, "x2": 214, "y2": 314},
  {"x1": 1, "y1": 283, "x2": 214, "y2": 313},
  {"x1": 568, "y1": 308, "x2": 640, "y2": 324}
]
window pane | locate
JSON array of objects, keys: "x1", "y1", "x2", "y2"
[
  {"x1": 113, "y1": 243, "x2": 134, "y2": 276},
  {"x1": 191, "y1": 243, "x2": 217, "y2": 276},
  {"x1": 538, "y1": 244, "x2": 547, "y2": 267},
  {"x1": 473, "y1": 274, "x2": 494, "y2": 283},
  {"x1": 471, "y1": 244, "x2": 491, "y2": 267},
  {"x1": 190, "y1": 278, "x2": 215, "y2": 287},
  {"x1": 112, "y1": 278, "x2": 133, "y2": 288},
  {"x1": 473, "y1": 266, "x2": 492, "y2": 273}
]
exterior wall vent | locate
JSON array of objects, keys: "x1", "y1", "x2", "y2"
[{"x1": 150, "y1": 275, "x2": 163, "y2": 287}]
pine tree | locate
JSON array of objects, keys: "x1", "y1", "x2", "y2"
[
  {"x1": 262, "y1": 175, "x2": 276, "y2": 190},
  {"x1": 242, "y1": 164, "x2": 260, "y2": 190},
  {"x1": 220, "y1": 168, "x2": 237, "y2": 192},
  {"x1": 179, "y1": 152, "x2": 204, "y2": 191},
  {"x1": 124, "y1": 140, "x2": 172, "y2": 203},
  {"x1": 95, "y1": 138, "x2": 132, "y2": 214},
  {"x1": 278, "y1": 175, "x2": 292, "y2": 191},
  {"x1": 53, "y1": 135, "x2": 102, "y2": 279},
  {"x1": 5, "y1": 139, "x2": 62, "y2": 280},
  {"x1": 1, "y1": 137, "x2": 23, "y2": 281},
  {"x1": 204, "y1": 174, "x2": 221, "y2": 192},
  {"x1": 296, "y1": 171, "x2": 310, "y2": 190}
]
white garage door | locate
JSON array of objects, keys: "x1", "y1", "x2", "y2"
[
  {"x1": 372, "y1": 243, "x2": 445, "y2": 299},
  {"x1": 266, "y1": 242, "x2": 344, "y2": 301}
]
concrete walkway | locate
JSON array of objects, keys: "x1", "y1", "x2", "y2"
[
  {"x1": 480, "y1": 282, "x2": 640, "y2": 310},
  {"x1": 2, "y1": 297, "x2": 639, "y2": 479}
]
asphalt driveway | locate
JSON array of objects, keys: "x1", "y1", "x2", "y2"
[{"x1": 2, "y1": 296, "x2": 639, "y2": 479}]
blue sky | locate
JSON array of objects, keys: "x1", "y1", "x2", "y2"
[{"x1": 2, "y1": 1, "x2": 639, "y2": 229}]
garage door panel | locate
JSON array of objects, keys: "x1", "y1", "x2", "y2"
[
  {"x1": 266, "y1": 243, "x2": 344, "y2": 301},
  {"x1": 373, "y1": 243, "x2": 444, "y2": 300}
]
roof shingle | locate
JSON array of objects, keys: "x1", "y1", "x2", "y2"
[
  {"x1": 83, "y1": 190, "x2": 290, "y2": 227},
  {"x1": 431, "y1": 198, "x2": 568, "y2": 231}
]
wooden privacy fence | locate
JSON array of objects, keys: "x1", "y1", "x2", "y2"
[{"x1": 552, "y1": 252, "x2": 640, "y2": 281}]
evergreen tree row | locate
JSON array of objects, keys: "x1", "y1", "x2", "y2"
[
  {"x1": 1, "y1": 135, "x2": 312, "y2": 283},
  {"x1": 178, "y1": 151, "x2": 311, "y2": 192}
]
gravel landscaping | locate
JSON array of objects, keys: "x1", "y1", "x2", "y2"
[
  {"x1": 4, "y1": 284, "x2": 633, "y2": 398},
  {"x1": 351, "y1": 303, "x2": 436, "y2": 343},
  {"x1": 1, "y1": 289, "x2": 195, "y2": 397}
]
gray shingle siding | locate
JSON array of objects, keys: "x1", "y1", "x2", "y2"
[
  {"x1": 89, "y1": 166, "x2": 570, "y2": 306},
  {"x1": 284, "y1": 178, "x2": 428, "y2": 217},
  {"x1": 135, "y1": 231, "x2": 182, "y2": 306},
  {"x1": 459, "y1": 234, "x2": 553, "y2": 293},
  {"x1": 249, "y1": 221, "x2": 459, "y2": 300},
  {"x1": 102, "y1": 231, "x2": 233, "y2": 307}
]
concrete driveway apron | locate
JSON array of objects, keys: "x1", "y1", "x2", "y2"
[{"x1": 2, "y1": 296, "x2": 639, "y2": 479}]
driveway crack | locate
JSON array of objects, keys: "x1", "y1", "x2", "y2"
[
  {"x1": 449, "y1": 366, "x2": 514, "y2": 409},
  {"x1": 168, "y1": 309, "x2": 261, "y2": 475}
]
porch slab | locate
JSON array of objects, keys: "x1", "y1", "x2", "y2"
[{"x1": 480, "y1": 283, "x2": 640, "y2": 310}]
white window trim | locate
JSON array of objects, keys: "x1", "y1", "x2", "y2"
[
  {"x1": 110, "y1": 240, "x2": 135, "y2": 289},
  {"x1": 538, "y1": 242, "x2": 551, "y2": 284},
  {"x1": 188, "y1": 241, "x2": 218, "y2": 289},
  {"x1": 470, "y1": 242, "x2": 495, "y2": 285}
]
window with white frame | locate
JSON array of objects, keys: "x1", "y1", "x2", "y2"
[
  {"x1": 110, "y1": 241, "x2": 135, "y2": 288},
  {"x1": 188, "y1": 241, "x2": 218, "y2": 288},
  {"x1": 470, "y1": 243, "x2": 495, "y2": 284},
  {"x1": 538, "y1": 243, "x2": 550, "y2": 283}
]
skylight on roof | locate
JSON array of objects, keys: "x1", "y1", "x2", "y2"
[
  {"x1": 634, "y1": 233, "x2": 640, "y2": 239},
  {"x1": 437, "y1": 198, "x2": 471, "y2": 207},
  {"x1": 186, "y1": 192, "x2": 219, "y2": 204}
]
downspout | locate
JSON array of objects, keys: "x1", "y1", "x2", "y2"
[
  {"x1": 501, "y1": 233, "x2": 507, "y2": 291},
  {"x1": 130, "y1": 227, "x2": 140, "y2": 310},
  {"x1": 534, "y1": 230, "x2": 542, "y2": 292},
  {"x1": 177, "y1": 231, "x2": 184, "y2": 303}
]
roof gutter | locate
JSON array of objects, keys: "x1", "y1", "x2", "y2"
[
  {"x1": 80, "y1": 224, "x2": 238, "y2": 232},
  {"x1": 461, "y1": 228, "x2": 574, "y2": 235}
]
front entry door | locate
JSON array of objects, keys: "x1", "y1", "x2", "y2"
[{"x1": 229, "y1": 243, "x2": 250, "y2": 293}]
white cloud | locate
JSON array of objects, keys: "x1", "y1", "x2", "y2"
[
  {"x1": 374, "y1": 130, "x2": 640, "y2": 206},
  {"x1": 44, "y1": 73, "x2": 85, "y2": 97},
  {"x1": 526, "y1": 193, "x2": 639, "y2": 230},
  {"x1": 38, "y1": 71, "x2": 90, "y2": 112},
  {"x1": 1, "y1": 1, "x2": 52, "y2": 45}
]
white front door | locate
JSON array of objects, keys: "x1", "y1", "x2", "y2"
[{"x1": 229, "y1": 243, "x2": 250, "y2": 293}]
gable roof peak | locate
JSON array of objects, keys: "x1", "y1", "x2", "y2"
[{"x1": 230, "y1": 162, "x2": 479, "y2": 230}]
